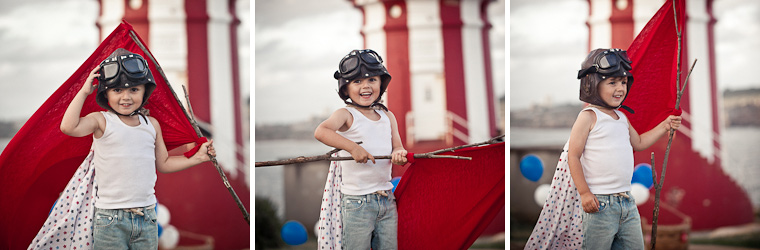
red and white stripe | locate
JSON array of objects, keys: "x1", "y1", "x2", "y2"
[{"x1": 353, "y1": 0, "x2": 497, "y2": 149}]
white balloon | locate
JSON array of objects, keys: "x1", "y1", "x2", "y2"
[
  {"x1": 157, "y1": 204, "x2": 170, "y2": 225},
  {"x1": 314, "y1": 222, "x2": 320, "y2": 237},
  {"x1": 533, "y1": 184, "x2": 551, "y2": 207},
  {"x1": 631, "y1": 183, "x2": 650, "y2": 205},
  {"x1": 159, "y1": 224, "x2": 180, "y2": 249}
]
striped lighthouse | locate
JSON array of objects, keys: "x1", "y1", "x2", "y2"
[
  {"x1": 587, "y1": 0, "x2": 753, "y2": 230},
  {"x1": 96, "y1": 0, "x2": 250, "y2": 248},
  {"x1": 350, "y1": 0, "x2": 500, "y2": 153}
]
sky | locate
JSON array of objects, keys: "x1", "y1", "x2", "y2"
[
  {"x1": 254, "y1": 0, "x2": 506, "y2": 125},
  {"x1": 510, "y1": 0, "x2": 760, "y2": 110},
  {"x1": 0, "y1": 0, "x2": 755, "y2": 123},
  {"x1": 0, "y1": 0, "x2": 250, "y2": 122}
]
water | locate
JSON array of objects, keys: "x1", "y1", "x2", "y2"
[
  {"x1": 721, "y1": 127, "x2": 760, "y2": 207},
  {"x1": 254, "y1": 139, "x2": 333, "y2": 218}
]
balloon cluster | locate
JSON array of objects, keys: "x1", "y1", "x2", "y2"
[
  {"x1": 630, "y1": 163, "x2": 654, "y2": 205},
  {"x1": 156, "y1": 203, "x2": 179, "y2": 249}
]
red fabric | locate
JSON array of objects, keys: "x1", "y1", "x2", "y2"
[
  {"x1": 183, "y1": 137, "x2": 208, "y2": 158},
  {"x1": 395, "y1": 142, "x2": 505, "y2": 250},
  {"x1": 0, "y1": 21, "x2": 200, "y2": 249},
  {"x1": 623, "y1": 0, "x2": 685, "y2": 133}
]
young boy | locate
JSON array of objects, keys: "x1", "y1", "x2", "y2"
[
  {"x1": 314, "y1": 49, "x2": 407, "y2": 249},
  {"x1": 570, "y1": 48, "x2": 681, "y2": 249},
  {"x1": 524, "y1": 48, "x2": 681, "y2": 250},
  {"x1": 59, "y1": 48, "x2": 215, "y2": 249}
]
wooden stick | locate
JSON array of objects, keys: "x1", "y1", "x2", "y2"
[
  {"x1": 255, "y1": 135, "x2": 504, "y2": 167},
  {"x1": 650, "y1": 2, "x2": 697, "y2": 246},
  {"x1": 128, "y1": 28, "x2": 250, "y2": 225}
]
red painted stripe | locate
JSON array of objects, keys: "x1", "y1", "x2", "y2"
[
  {"x1": 609, "y1": 0, "x2": 634, "y2": 49},
  {"x1": 380, "y1": 1, "x2": 412, "y2": 146},
  {"x1": 439, "y1": 0, "x2": 468, "y2": 145},
  {"x1": 185, "y1": 0, "x2": 211, "y2": 123},
  {"x1": 123, "y1": 0, "x2": 150, "y2": 45},
  {"x1": 227, "y1": 0, "x2": 245, "y2": 169},
  {"x1": 480, "y1": 0, "x2": 498, "y2": 137}
]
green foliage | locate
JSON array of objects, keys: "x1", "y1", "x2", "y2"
[{"x1": 255, "y1": 196, "x2": 283, "y2": 250}]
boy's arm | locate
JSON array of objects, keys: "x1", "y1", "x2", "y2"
[
  {"x1": 314, "y1": 109, "x2": 374, "y2": 164},
  {"x1": 629, "y1": 115, "x2": 682, "y2": 151},
  {"x1": 61, "y1": 66, "x2": 103, "y2": 137},
  {"x1": 386, "y1": 111, "x2": 407, "y2": 165},
  {"x1": 567, "y1": 110, "x2": 600, "y2": 213},
  {"x1": 152, "y1": 117, "x2": 215, "y2": 173}
]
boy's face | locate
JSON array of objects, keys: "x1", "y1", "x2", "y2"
[
  {"x1": 597, "y1": 76, "x2": 628, "y2": 107},
  {"x1": 345, "y1": 76, "x2": 381, "y2": 107},
  {"x1": 106, "y1": 84, "x2": 145, "y2": 114}
]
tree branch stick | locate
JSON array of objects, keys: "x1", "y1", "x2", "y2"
[
  {"x1": 255, "y1": 135, "x2": 504, "y2": 168},
  {"x1": 651, "y1": 2, "x2": 697, "y2": 246}
]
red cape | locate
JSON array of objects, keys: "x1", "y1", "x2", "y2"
[{"x1": 0, "y1": 22, "x2": 200, "y2": 249}]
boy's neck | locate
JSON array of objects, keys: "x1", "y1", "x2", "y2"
[{"x1": 588, "y1": 104, "x2": 615, "y2": 111}]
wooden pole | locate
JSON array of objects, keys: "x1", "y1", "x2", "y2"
[
  {"x1": 649, "y1": 2, "x2": 697, "y2": 246},
  {"x1": 255, "y1": 135, "x2": 504, "y2": 167}
]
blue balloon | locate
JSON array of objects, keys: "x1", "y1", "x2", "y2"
[
  {"x1": 631, "y1": 163, "x2": 654, "y2": 189},
  {"x1": 158, "y1": 223, "x2": 163, "y2": 237},
  {"x1": 520, "y1": 154, "x2": 544, "y2": 182},
  {"x1": 391, "y1": 176, "x2": 401, "y2": 192},
  {"x1": 281, "y1": 220, "x2": 308, "y2": 245}
]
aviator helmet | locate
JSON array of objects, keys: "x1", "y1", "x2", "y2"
[
  {"x1": 333, "y1": 49, "x2": 392, "y2": 109},
  {"x1": 95, "y1": 48, "x2": 156, "y2": 116},
  {"x1": 577, "y1": 48, "x2": 635, "y2": 113}
]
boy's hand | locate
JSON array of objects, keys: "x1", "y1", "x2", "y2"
[
  {"x1": 391, "y1": 149, "x2": 408, "y2": 165},
  {"x1": 664, "y1": 115, "x2": 682, "y2": 131},
  {"x1": 580, "y1": 192, "x2": 600, "y2": 213},
  {"x1": 348, "y1": 145, "x2": 375, "y2": 164},
  {"x1": 193, "y1": 139, "x2": 216, "y2": 162},
  {"x1": 81, "y1": 65, "x2": 101, "y2": 95}
]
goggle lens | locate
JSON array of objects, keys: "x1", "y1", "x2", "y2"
[
  {"x1": 599, "y1": 54, "x2": 618, "y2": 69},
  {"x1": 102, "y1": 63, "x2": 120, "y2": 79},
  {"x1": 123, "y1": 57, "x2": 146, "y2": 74},
  {"x1": 340, "y1": 57, "x2": 359, "y2": 74}
]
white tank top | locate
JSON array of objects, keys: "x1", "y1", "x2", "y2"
[
  {"x1": 336, "y1": 107, "x2": 394, "y2": 195},
  {"x1": 579, "y1": 107, "x2": 634, "y2": 194},
  {"x1": 93, "y1": 111, "x2": 158, "y2": 209}
]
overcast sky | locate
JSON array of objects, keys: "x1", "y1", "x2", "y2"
[
  {"x1": 510, "y1": 0, "x2": 760, "y2": 110},
  {"x1": 254, "y1": 0, "x2": 506, "y2": 125},
  {"x1": 0, "y1": 0, "x2": 250, "y2": 122},
  {"x1": 0, "y1": 0, "x2": 755, "y2": 124}
]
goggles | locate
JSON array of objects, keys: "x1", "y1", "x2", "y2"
[
  {"x1": 98, "y1": 53, "x2": 150, "y2": 84},
  {"x1": 577, "y1": 48, "x2": 632, "y2": 79},
  {"x1": 336, "y1": 49, "x2": 385, "y2": 80}
]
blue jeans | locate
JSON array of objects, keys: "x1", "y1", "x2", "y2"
[
  {"x1": 94, "y1": 204, "x2": 159, "y2": 250},
  {"x1": 582, "y1": 191, "x2": 645, "y2": 250},
  {"x1": 341, "y1": 190, "x2": 398, "y2": 250}
]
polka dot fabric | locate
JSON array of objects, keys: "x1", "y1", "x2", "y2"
[
  {"x1": 28, "y1": 150, "x2": 96, "y2": 250},
  {"x1": 525, "y1": 143, "x2": 584, "y2": 250},
  {"x1": 317, "y1": 157, "x2": 342, "y2": 250}
]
